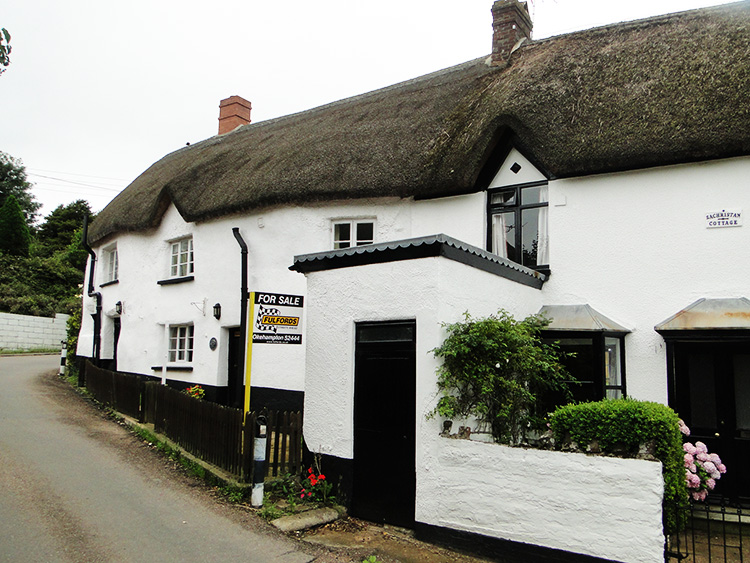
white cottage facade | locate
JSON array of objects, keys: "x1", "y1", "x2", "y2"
[{"x1": 78, "y1": 1, "x2": 750, "y2": 560}]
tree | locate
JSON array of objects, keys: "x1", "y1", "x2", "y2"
[
  {"x1": 36, "y1": 199, "x2": 93, "y2": 255},
  {"x1": 431, "y1": 310, "x2": 573, "y2": 445},
  {"x1": 0, "y1": 152, "x2": 40, "y2": 226},
  {"x1": 0, "y1": 195, "x2": 31, "y2": 257},
  {"x1": 0, "y1": 28, "x2": 10, "y2": 75}
]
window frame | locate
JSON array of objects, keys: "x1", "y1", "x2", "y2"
[
  {"x1": 487, "y1": 179, "x2": 549, "y2": 273},
  {"x1": 102, "y1": 244, "x2": 119, "y2": 285},
  {"x1": 168, "y1": 324, "x2": 194, "y2": 364},
  {"x1": 332, "y1": 219, "x2": 375, "y2": 250},
  {"x1": 542, "y1": 331, "x2": 627, "y2": 402},
  {"x1": 169, "y1": 236, "x2": 194, "y2": 279}
]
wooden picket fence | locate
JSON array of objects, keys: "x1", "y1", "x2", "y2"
[{"x1": 82, "y1": 361, "x2": 303, "y2": 482}]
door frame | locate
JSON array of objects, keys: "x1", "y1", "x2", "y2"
[
  {"x1": 352, "y1": 319, "x2": 417, "y2": 527},
  {"x1": 667, "y1": 337, "x2": 750, "y2": 501}
]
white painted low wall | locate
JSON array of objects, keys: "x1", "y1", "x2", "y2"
[
  {"x1": 0, "y1": 312, "x2": 69, "y2": 351},
  {"x1": 419, "y1": 437, "x2": 665, "y2": 563}
]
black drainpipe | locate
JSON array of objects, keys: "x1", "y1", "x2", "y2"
[
  {"x1": 232, "y1": 227, "x2": 248, "y2": 410},
  {"x1": 82, "y1": 216, "x2": 102, "y2": 361}
]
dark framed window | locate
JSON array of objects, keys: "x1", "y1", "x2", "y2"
[
  {"x1": 543, "y1": 331, "x2": 626, "y2": 403},
  {"x1": 487, "y1": 180, "x2": 548, "y2": 271},
  {"x1": 333, "y1": 220, "x2": 374, "y2": 249}
]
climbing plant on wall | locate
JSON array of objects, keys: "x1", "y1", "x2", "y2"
[{"x1": 431, "y1": 310, "x2": 572, "y2": 445}]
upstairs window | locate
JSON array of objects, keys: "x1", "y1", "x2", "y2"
[
  {"x1": 170, "y1": 237, "x2": 194, "y2": 278},
  {"x1": 333, "y1": 220, "x2": 374, "y2": 249},
  {"x1": 488, "y1": 181, "x2": 549, "y2": 271},
  {"x1": 103, "y1": 244, "x2": 118, "y2": 283},
  {"x1": 168, "y1": 325, "x2": 194, "y2": 363}
]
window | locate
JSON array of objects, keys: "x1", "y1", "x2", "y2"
[
  {"x1": 488, "y1": 181, "x2": 548, "y2": 270},
  {"x1": 170, "y1": 237, "x2": 194, "y2": 278},
  {"x1": 542, "y1": 332, "x2": 626, "y2": 403},
  {"x1": 104, "y1": 245, "x2": 118, "y2": 283},
  {"x1": 169, "y1": 325, "x2": 194, "y2": 363},
  {"x1": 333, "y1": 220, "x2": 374, "y2": 249}
]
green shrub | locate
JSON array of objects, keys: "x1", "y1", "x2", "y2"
[
  {"x1": 550, "y1": 398, "x2": 688, "y2": 534},
  {"x1": 431, "y1": 310, "x2": 572, "y2": 444}
]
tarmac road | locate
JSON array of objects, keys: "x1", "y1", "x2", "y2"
[{"x1": 0, "y1": 355, "x2": 323, "y2": 563}]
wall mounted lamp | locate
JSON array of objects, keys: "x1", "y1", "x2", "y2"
[
  {"x1": 213, "y1": 303, "x2": 221, "y2": 320},
  {"x1": 115, "y1": 301, "x2": 123, "y2": 315}
]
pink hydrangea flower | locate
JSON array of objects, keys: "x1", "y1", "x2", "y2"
[
  {"x1": 683, "y1": 443, "x2": 697, "y2": 455},
  {"x1": 706, "y1": 478, "x2": 716, "y2": 490},
  {"x1": 678, "y1": 420, "x2": 691, "y2": 436},
  {"x1": 696, "y1": 452, "x2": 709, "y2": 462},
  {"x1": 695, "y1": 441, "x2": 708, "y2": 454},
  {"x1": 686, "y1": 473, "x2": 701, "y2": 488}
]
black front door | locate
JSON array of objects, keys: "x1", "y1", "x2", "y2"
[
  {"x1": 227, "y1": 328, "x2": 244, "y2": 409},
  {"x1": 113, "y1": 317, "x2": 121, "y2": 371},
  {"x1": 352, "y1": 321, "x2": 416, "y2": 528},
  {"x1": 671, "y1": 342, "x2": 750, "y2": 501}
]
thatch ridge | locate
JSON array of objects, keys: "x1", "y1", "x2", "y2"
[{"x1": 89, "y1": 1, "x2": 750, "y2": 244}]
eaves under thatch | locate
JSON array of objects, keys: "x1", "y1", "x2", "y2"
[{"x1": 89, "y1": 1, "x2": 750, "y2": 244}]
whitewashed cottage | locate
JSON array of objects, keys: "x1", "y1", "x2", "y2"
[{"x1": 79, "y1": 2, "x2": 750, "y2": 560}]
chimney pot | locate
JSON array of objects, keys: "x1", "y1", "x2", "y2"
[
  {"x1": 491, "y1": 0, "x2": 532, "y2": 66},
  {"x1": 218, "y1": 95, "x2": 252, "y2": 135}
]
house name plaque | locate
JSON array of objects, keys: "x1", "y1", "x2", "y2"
[{"x1": 706, "y1": 209, "x2": 742, "y2": 228}]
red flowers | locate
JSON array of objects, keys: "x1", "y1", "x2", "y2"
[{"x1": 300, "y1": 467, "x2": 331, "y2": 503}]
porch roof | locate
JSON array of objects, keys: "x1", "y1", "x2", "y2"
[
  {"x1": 290, "y1": 234, "x2": 546, "y2": 289},
  {"x1": 655, "y1": 297, "x2": 750, "y2": 332},
  {"x1": 538, "y1": 304, "x2": 630, "y2": 332}
]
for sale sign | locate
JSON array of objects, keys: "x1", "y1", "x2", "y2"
[{"x1": 252, "y1": 292, "x2": 304, "y2": 345}]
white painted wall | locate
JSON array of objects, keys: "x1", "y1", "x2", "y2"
[
  {"x1": 77, "y1": 193, "x2": 487, "y2": 390},
  {"x1": 303, "y1": 255, "x2": 543, "y2": 459},
  {"x1": 78, "y1": 153, "x2": 750, "y2": 407},
  {"x1": 302, "y1": 254, "x2": 663, "y2": 562},
  {"x1": 0, "y1": 312, "x2": 69, "y2": 351},
  {"x1": 542, "y1": 156, "x2": 750, "y2": 403},
  {"x1": 420, "y1": 438, "x2": 664, "y2": 563}
]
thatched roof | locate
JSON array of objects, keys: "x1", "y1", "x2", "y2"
[{"x1": 89, "y1": 1, "x2": 750, "y2": 244}]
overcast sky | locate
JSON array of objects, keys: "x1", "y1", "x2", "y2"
[{"x1": 0, "y1": 0, "x2": 732, "y2": 219}]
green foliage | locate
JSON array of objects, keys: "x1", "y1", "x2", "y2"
[
  {"x1": 432, "y1": 310, "x2": 572, "y2": 444},
  {"x1": 66, "y1": 306, "x2": 82, "y2": 376},
  {"x1": 0, "y1": 195, "x2": 31, "y2": 257},
  {"x1": 0, "y1": 252, "x2": 83, "y2": 316},
  {"x1": 0, "y1": 152, "x2": 38, "y2": 226},
  {"x1": 258, "y1": 497, "x2": 285, "y2": 521},
  {"x1": 36, "y1": 200, "x2": 93, "y2": 256},
  {"x1": 0, "y1": 28, "x2": 10, "y2": 74},
  {"x1": 362, "y1": 557, "x2": 383, "y2": 563},
  {"x1": 0, "y1": 193, "x2": 90, "y2": 317},
  {"x1": 550, "y1": 398, "x2": 688, "y2": 534},
  {"x1": 183, "y1": 385, "x2": 206, "y2": 400}
]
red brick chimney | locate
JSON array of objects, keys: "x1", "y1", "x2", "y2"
[
  {"x1": 491, "y1": 0, "x2": 532, "y2": 66},
  {"x1": 218, "y1": 95, "x2": 252, "y2": 135}
]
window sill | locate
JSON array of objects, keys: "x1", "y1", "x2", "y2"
[
  {"x1": 151, "y1": 365, "x2": 194, "y2": 372},
  {"x1": 100, "y1": 279, "x2": 119, "y2": 288},
  {"x1": 157, "y1": 275, "x2": 195, "y2": 286}
]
